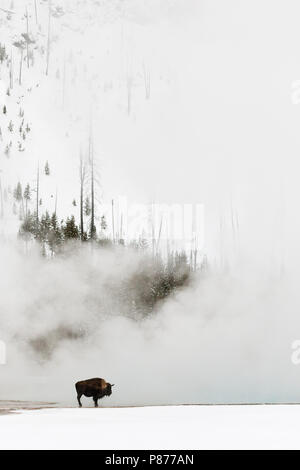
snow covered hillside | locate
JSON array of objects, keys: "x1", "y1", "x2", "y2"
[{"x1": 0, "y1": 0, "x2": 200, "y2": 240}]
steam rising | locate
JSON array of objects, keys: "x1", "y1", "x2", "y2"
[{"x1": 1, "y1": 241, "x2": 300, "y2": 406}]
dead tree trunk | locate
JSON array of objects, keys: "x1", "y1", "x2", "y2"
[
  {"x1": 21, "y1": 195, "x2": 25, "y2": 220},
  {"x1": 9, "y1": 49, "x2": 13, "y2": 89},
  {"x1": 55, "y1": 189, "x2": 57, "y2": 215},
  {"x1": 34, "y1": 0, "x2": 38, "y2": 24},
  {"x1": 143, "y1": 63, "x2": 150, "y2": 100},
  {"x1": 79, "y1": 153, "x2": 86, "y2": 240},
  {"x1": 112, "y1": 199, "x2": 115, "y2": 242},
  {"x1": 89, "y1": 136, "x2": 96, "y2": 239},
  {"x1": 19, "y1": 48, "x2": 23, "y2": 85},
  {"x1": 36, "y1": 164, "x2": 39, "y2": 225},
  {"x1": 26, "y1": 7, "x2": 29, "y2": 68},
  {"x1": 46, "y1": 0, "x2": 52, "y2": 76},
  {"x1": 127, "y1": 75, "x2": 132, "y2": 115},
  {"x1": 0, "y1": 174, "x2": 4, "y2": 219},
  {"x1": 62, "y1": 55, "x2": 66, "y2": 109}
]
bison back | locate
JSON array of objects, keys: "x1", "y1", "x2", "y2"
[{"x1": 75, "y1": 377, "x2": 107, "y2": 394}]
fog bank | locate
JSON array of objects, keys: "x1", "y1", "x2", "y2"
[{"x1": 0, "y1": 241, "x2": 300, "y2": 406}]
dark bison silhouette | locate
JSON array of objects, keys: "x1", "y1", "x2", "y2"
[{"x1": 75, "y1": 378, "x2": 114, "y2": 408}]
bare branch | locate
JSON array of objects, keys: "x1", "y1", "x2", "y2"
[{"x1": 0, "y1": 8, "x2": 16, "y2": 15}]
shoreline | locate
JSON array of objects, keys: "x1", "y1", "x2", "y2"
[{"x1": 2, "y1": 400, "x2": 300, "y2": 415}]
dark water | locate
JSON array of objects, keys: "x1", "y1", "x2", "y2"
[{"x1": 0, "y1": 401, "x2": 57, "y2": 414}]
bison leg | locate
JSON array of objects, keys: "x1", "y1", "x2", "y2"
[
  {"x1": 77, "y1": 394, "x2": 83, "y2": 408},
  {"x1": 93, "y1": 396, "x2": 99, "y2": 408}
]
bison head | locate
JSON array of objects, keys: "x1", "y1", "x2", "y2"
[{"x1": 106, "y1": 383, "x2": 115, "y2": 396}]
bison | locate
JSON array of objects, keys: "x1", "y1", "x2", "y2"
[{"x1": 75, "y1": 377, "x2": 114, "y2": 408}]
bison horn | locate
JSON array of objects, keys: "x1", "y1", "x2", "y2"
[{"x1": 111, "y1": 384, "x2": 115, "y2": 387}]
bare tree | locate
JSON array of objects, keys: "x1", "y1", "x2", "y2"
[
  {"x1": 19, "y1": 46, "x2": 24, "y2": 85},
  {"x1": 46, "y1": 0, "x2": 52, "y2": 76},
  {"x1": 89, "y1": 134, "x2": 96, "y2": 239},
  {"x1": 62, "y1": 55, "x2": 66, "y2": 109},
  {"x1": 25, "y1": 7, "x2": 29, "y2": 68},
  {"x1": 36, "y1": 163, "x2": 39, "y2": 224},
  {"x1": 13, "y1": 40, "x2": 25, "y2": 85},
  {"x1": 126, "y1": 74, "x2": 133, "y2": 115},
  {"x1": 9, "y1": 49, "x2": 13, "y2": 89},
  {"x1": 0, "y1": 171, "x2": 4, "y2": 219},
  {"x1": 143, "y1": 62, "x2": 150, "y2": 100},
  {"x1": 111, "y1": 199, "x2": 115, "y2": 242},
  {"x1": 0, "y1": 7, "x2": 15, "y2": 15},
  {"x1": 34, "y1": 0, "x2": 38, "y2": 24},
  {"x1": 54, "y1": 188, "x2": 58, "y2": 215},
  {"x1": 79, "y1": 152, "x2": 86, "y2": 240}
]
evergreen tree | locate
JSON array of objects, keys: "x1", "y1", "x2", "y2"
[
  {"x1": 38, "y1": 211, "x2": 51, "y2": 244},
  {"x1": 18, "y1": 142, "x2": 25, "y2": 152},
  {"x1": 13, "y1": 182, "x2": 22, "y2": 202},
  {"x1": 45, "y1": 161, "x2": 50, "y2": 175},
  {"x1": 19, "y1": 211, "x2": 36, "y2": 241},
  {"x1": 90, "y1": 224, "x2": 96, "y2": 240},
  {"x1": 48, "y1": 212, "x2": 62, "y2": 255},
  {"x1": 63, "y1": 216, "x2": 79, "y2": 240},
  {"x1": 23, "y1": 183, "x2": 31, "y2": 217},
  {"x1": 79, "y1": 155, "x2": 86, "y2": 241},
  {"x1": 101, "y1": 215, "x2": 107, "y2": 231},
  {"x1": 84, "y1": 197, "x2": 91, "y2": 216},
  {"x1": 0, "y1": 44, "x2": 6, "y2": 63}
]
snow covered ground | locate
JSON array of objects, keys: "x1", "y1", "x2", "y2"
[{"x1": 1, "y1": 404, "x2": 300, "y2": 450}]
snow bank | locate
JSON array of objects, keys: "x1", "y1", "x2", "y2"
[{"x1": 1, "y1": 405, "x2": 300, "y2": 450}]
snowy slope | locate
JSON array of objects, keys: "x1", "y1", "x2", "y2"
[
  {"x1": 1, "y1": 405, "x2": 300, "y2": 450},
  {"x1": 0, "y1": 0, "x2": 199, "y2": 238}
]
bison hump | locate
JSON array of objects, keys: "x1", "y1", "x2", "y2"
[{"x1": 76, "y1": 377, "x2": 107, "y2": 390}]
